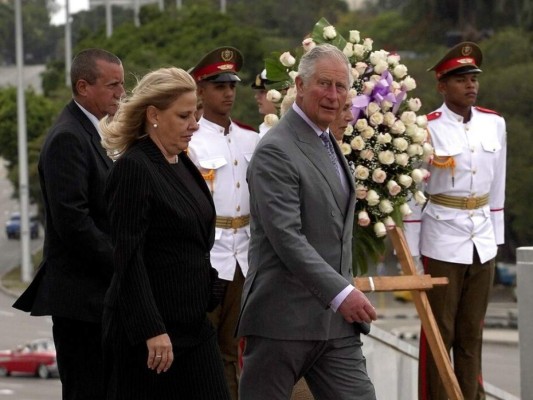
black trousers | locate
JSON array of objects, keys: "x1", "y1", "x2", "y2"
[{"x1": 52, "y1": 316, "x2": 105, "y2": 400}]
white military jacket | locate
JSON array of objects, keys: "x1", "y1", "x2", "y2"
[
  {"x1": 188, "y1": 117, "x2": 259, "y2": 280},
  {"x1": 404, "y1": 103, "x2": 506, "y2": 264}
]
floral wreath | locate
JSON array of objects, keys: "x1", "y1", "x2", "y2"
[{"x1": 263, "y1": 18, "x2": 432, "y2": 275}]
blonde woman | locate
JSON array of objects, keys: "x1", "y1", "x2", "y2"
[{"x1": 100, "y1": 67, "x2": 230, "y2": 399}]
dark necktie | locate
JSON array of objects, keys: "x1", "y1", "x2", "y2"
[{"x1": 320, "y1": 131, "x2": 341, "y2": 179}]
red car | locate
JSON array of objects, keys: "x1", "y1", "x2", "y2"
[{"x1": 0, "y1": 338, "x2": 58, "y2": 379}]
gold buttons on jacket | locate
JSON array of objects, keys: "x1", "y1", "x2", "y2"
[
  {"x1": 236, "y1": 182, "x2": 241, "y2": 188},
  {"x1": 234, "y1": 159, "x2": 238, "y2": 166},
  {"x1": 236, "y1": 206, "x2": 241, "y2": 212}
]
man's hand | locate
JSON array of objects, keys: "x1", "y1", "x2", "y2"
[{"x1": 337, "y1": 289, "x2": 377, "y2": 324}]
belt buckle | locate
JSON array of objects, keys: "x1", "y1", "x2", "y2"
[
  {"x1": 465, "y1": 197, "x2": 477, "y2": 210},
  {"x1": 231, "y1": 218, "x2": 241, "y2": 229}
]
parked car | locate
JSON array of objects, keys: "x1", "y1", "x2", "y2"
[
  {"x1": 5, "y1": 212, "x2": 39, "y2": 239},
  {"x1": 0, "y1": 338, "x2": 58, "y2": 379}
]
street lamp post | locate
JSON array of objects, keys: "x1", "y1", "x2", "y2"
[
  {"x1": 65, "y1": 0, "x2": 72, "y2": 87},
  {"x1": 14, "y1": 0, "x2": 32, "y2": 283},
  {"x1": 105, "y1": 0, "x2": 113, "y2": 37}
]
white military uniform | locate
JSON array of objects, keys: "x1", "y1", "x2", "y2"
[
  {"x1": 188, "y1": 117, "x2": 259, "y2": 280},
  {"x1": 404, "y1": 103, "x2": 506, "y2": 262}
]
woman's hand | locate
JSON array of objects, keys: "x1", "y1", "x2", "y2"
[{"x1": 146, "y1": 334, "x2": 173, "y2": 373}]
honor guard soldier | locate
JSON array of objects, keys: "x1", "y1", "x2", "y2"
[
  {"x1": 251, "y1": 69, "x2": 280, "y2": 139},
  {"x1": 404, "y1": 42, "x2": 507, "y2": 400},
  {"x1": 187, "y1": 46, "x2": 259, "y2": 400}
]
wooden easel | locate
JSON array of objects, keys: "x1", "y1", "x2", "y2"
[{"x1": 354, "y1": 227, "x2": 464, "y2": 400}]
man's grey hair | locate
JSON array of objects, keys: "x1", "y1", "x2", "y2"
[{"x1": 297, "y1": 43, "x2": 353, "y2": 87}]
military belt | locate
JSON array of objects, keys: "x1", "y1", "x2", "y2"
[
  {"x1": 429, "y1": 193, "x2": 489, "y2": 210},
  {"x1": 215, "y1": 215, "x2": 250, "y2": 229}
]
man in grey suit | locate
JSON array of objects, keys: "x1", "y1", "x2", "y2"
[{"x1": 237, "y1": 44, "x2": 377, "y2": 400}]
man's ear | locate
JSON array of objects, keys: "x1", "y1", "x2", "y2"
[
  {"x1": 437, "y1": 80, "x2": 447, "y2": 96},
  {"x1": 76, "y1": 79, "x2": 89, "y2": 97}
]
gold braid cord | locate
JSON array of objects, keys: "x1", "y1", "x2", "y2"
[
  {"x1": 427, "y1": 128, "x2": 456, "y2": 185},
  {"x1": 202, "y1": 169, "x2": 216, "y2": 194}
]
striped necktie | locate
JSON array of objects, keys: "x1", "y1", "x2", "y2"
[{"x1": 320, "y1": 131, "x2": 341, "y2": 179}]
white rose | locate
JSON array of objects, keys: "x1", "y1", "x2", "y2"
[
  {"x1": 402, "y1": 75, "x2": 417, "y2": 91},
  {"x1": 384, "y1": 216, "x2": 396, "y2": 228},
  {"x1": 391, "y1": 81, "x2": 401, "y2": 91},
  {"x1": 369, "y1": 74, "x2": 381, "y2": 83},
  {"x1": 343, "y1": 43, "x2": 354, "y2": 58},
  {"x1": 302, "y1": 37, "x2": 316, "y2": 53},
  {"x1": 323, "y1": 25, "x2": 337, "y2": 40},
  {"x1": 383, "y1": 112, "x2": 396, "y2": 127},
  {"x1": 400, "y1": 203, "x2": 412, "y2": 217},
  {"x1": 350, "y1": 136, "x2": 365, "y2": 151},
  {"x1": 407, "y1": 143, "x2": 423, "y2": 157},
  {"x1": 411, "y1": 127, "x2": 427, "y2": 143},
  {"x1": 376, "y1": 133, "x2": 392, "y2": 144},
  {"x1": 362, "y1": 81, "x2": 376, "y2": 96},
  {"x1": 381, "y1": 99, "x2": 393, "y2": 111},
  {"x1": 407, "y1": 98, "x2": 422, "y2": 112},
  {"x1": 393, "y1": 64, "x2": 408, "y2": 79},
  {"x1": 374, "y1": 60, "x2": 389, "y2": 74},
  {"x1": 398, "y1": 174, "x2": 413, "y2": 188},
  {"x1": 363, "y1": 38, "x2": 373, "y2": 51},
  {"x1": 387, "y1": 53, "x2": 401, "y2": 66},
  {"x1": 395, "y1": 153, "x2": 409, "y2": 166},
  {"x1": 366, "y1": 102, "x2": 381, "y2": 116},
  {"x1": 378, "y1": 150, "x2": 395, "y2": 165},
  {"x1": 349, "y1": 30, "x2": 361, "y2": 43},
  {"x1": 416, "y1": 115, "x2": 428, "y2": 128},
  {"x1": 422, "y1": 142, "x2": 434, "y2": 161},
  {"x1": 355, "y1": 62, "x2": 368, "y2": 75},
  {"x1": 366, "y1": 189, "x2": 380, "y2": 206},
  {"x1": 372, "y1": 168, "x2": 387, "y2": 183},
  {"x1": 343, "y1": 124, "x2": 354, "y2": 136},
  {"x1": 360, "y1": 149, "x2": 374, "y2": 160},
  {"x1": 358, "y1": 210, "x2": 371, "y2": 227},
  {"x1": 405, "y1": 124, "x2": 417, "y2": 137},
  {"x1": 411, "y1": 168, "x2": 424, "y2": 183},
  {"x1": 400, "y1": 111, "x2": 417, "y2": 126},
  {"x1": 266, "y1": 89, "x2": 282, "y2": 103},
  {"x1": 369, "y1": 50, "x2": 387, "y2": 65},
  {"x1": 354, "y1": 165, "x2": 370, "y2": 180},
  {"x1": 353, "y1": 44, "x2": 366, "y2": 59},
  {"x1": 279, "y1": 51, "x2": 296, "y2": 67},
  {"x1": 387, "y1": 180, "x2": 402, "y2": 196},
  {"x1": 288, "y1": 70, "x2": 299, "y2": 81},
  {"x1": 369, "y1": 112, "x2": 384, "y2": 127},
  {"x1": 420, "y1": 168, "x2": 431, "y2": 180},
  {"x1": 361, "y1": 127, "x2": 375, "y2": 140},
  {"x1": 379, "y1": 199, "x2": 394, "y2": 213},
  {"x1": 351, "y1": 68, "x2": 360, "y2": 80},
  {"x1": 414, "y1": 190, "x2": 427, "y2": 205},
  {"x1": 340, "y1": 143, "x2": 352, "y2": 156},
  {"x1": 264, "y1": 113, "x2": 279, "y2": 128},
  {"x1": 355, "y1": 185, "x2": 368, "y2": 199},
  {"x1": 374, "y1": 221, "x2": 387, "y2": 237},
  {"x1": 393, "y1": 137, "x2": 409, "y2": 151},
  {"x1": 348, "y1": 88, "x2": 357, "y2": 99},
  {"x1": 390, "y1": 120, "x2": 406, "y2": 135},
  {"x1": 355, "y1": 118, "x2": 368, "y2": 132}
]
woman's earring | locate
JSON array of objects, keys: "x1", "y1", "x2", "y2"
[{"x1": 153, "y1": 123, "x2": 158, "y2": 128}]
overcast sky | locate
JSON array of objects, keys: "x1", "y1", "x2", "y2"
[{"x1": 51, "y1": 0, "x2": 89, "y2": 25}]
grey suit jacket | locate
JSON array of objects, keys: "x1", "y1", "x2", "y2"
[{"x1": 237, "y1": 107, "x2": 360, "y2": 340}]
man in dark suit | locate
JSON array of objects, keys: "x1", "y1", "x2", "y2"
[
  {"x1": 237, "y1": 44, "x2": 377, "y2": 400},
  {"x1": 13, "y1": 48, "x2": 125, "y2": 400}
]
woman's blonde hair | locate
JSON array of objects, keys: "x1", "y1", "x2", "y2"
[{"x1": 100, "y1": 67, "x2": 196, "y2": 160}]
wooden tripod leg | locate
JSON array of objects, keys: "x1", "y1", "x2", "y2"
[{"x1": 388, "y1": 226, "x2": 464, "y2": 400}]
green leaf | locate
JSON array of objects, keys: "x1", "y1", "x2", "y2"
[
  {"x1": 311, "y1": 17, "x2": 348, "y2": 52},
  {"x1": 265, "y1": 54, "x2": 291, "y2": 82}
]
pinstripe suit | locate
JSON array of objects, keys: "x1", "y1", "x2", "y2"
[{"x1": 102, "y1": 136, "x2": 230, "y2": 399}]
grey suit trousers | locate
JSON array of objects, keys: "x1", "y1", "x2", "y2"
[{"x1": 239, "y1": 335, "x2": 376, "y2": 400}]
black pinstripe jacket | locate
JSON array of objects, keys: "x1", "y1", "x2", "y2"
[{"x1": 103, "y1": 136, "x2": 217, "y2": 346}]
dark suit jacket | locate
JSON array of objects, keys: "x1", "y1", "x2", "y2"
[
  {"x1": 13, "y1": 100, "x2": 113, "y2": 323},
  {"x1": 102, "y1": 136, "x2": 217, "y2": 346},
  {"x1": 237, "y1": 107, "x2": 362, "y2": 340}
]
